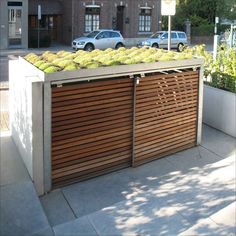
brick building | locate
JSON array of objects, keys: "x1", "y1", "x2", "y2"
[{"x1": 0, "y1": 0, "x2": 162, "y2": 49}]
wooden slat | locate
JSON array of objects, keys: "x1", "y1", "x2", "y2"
[
  {"x1": 136, "y1": 89, "x2": 198, "y2": 104},
  {"x1": 136, "y1": 101, "x2": 197, "y2": 117},
  {"x1": 136, "y1": 83, "x2": 198, "y2": 95},
  {"x1": 52, "y1": 99, "x2": 132, "y2": 117},
  {"x1": 52, "y1": 90, "x2": 132, "y2": 108},
  {"x1": 133, "y1": 143, "x2": 195, "y2": 167},
  {"x1": 52, "y1": 126, "x2": 131, "y2": 150},
  {"x1": 136, "y1": 71, "x2": 199, "y2": 83},
  {"x1": 52, "y1": 118, "x2": 132, "y2": 141},
  {"x1": 136, "y1": 94, "x2": 198, "y2": 110},
  {"x1": 52, "y1": 146, "x2": 131, "y2": 167},
  {"x1": 52, "y1": 162, "x2": 130, "y2": 189},
  {"x1": 136, "y1": 114, "x2": 197, "y2": 132},
  {"x1": 51, "y1": 69, "x2": 200, "y2": 188},
  {"x1": 51, "y1": 78, "x2": 133, "y2": 187},
  {"x1": 52, "y1": 111, "x2": 131, "y2": 131},
  {"x1": 52, "y1": 85, "x2": 132, "y2": 102},
  {"x1": 52, "y1": 102, "x2": 132, "y2": 118},
  {"x1": 52, "y1": 77, "x2": 131, "y2": 94},
  {"x1": 52, "y1": 106, "x2": 132, "y2": 123},
  {"x1": 52, "y1": 154, "x2": 131, "y2": 179},
  {"x1": 135, "y1": 137, "x2": 196, "y2": 159},
  {"x1": 136, "y1": 122, "x2": 196, "y2": 143},
  {"x1": 136, "y1": 105, "x2": 197, "y2": 122},
  {"x1": 136, "y1": 109, "x2": 196, "y2": 126},
  {"x1": 134, "y1": 71, "x2": 199, "y2": 166},
  {"x1": 135, "y1": 130, "x2": 196, "y2": 154},
  {"x1": 53, "y1": 139, "x2": 131, "y2": 162},
  {"x1": 52, "y1": 116, "x2": 132, "y2": 138}
]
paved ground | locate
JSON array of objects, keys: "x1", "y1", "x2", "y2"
[
  {"x1": 0, "y1": 124, "x2": 235, "y2": 236},
  {"x1": 0, "y1": 90, "x2": 9, "y2": 131}
]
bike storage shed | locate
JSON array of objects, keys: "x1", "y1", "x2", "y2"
[{"x1": 10, "y1": 55, "x2": 204, "y2": 195}]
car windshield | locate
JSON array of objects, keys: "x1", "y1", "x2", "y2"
[
  {"x1": 150, "y1": 32, "x2": 163, "y2": 38},
  {"x1": 86, "y1": 31, "x2": 100, "y2": 38}
]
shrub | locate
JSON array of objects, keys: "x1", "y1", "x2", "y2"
[
  {"x1": 191, "y1": 24, "x2": 214, "y2": 36},
  {"x1": 184, "y1": 44, "x2": 236, "y2": 93}
]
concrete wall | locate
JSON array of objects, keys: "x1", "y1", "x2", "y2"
[
  {"x1": 0, "y1": 0, "x2": 28, "y2": 49},
  {"x1": 203, "y1": 85, "x2": 236, "y2": 138},
  {"x1": 9, "y1": 59, "x2": 44, "y2": 195},
  {"x1": 191, "y1": 36, "x2": 214, "y2": 45}
]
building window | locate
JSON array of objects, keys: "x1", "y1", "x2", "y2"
[
  {"x1": 139, "y1": 8, "x2": 151, "y2": 32},
  {"x1": 9, "y1": 9, "x2": 16, "y2": 22},
  {"x1": 85, "y1": 7, "x2": 100, "y2": 32}
]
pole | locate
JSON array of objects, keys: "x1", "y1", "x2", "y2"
[
  {"x1": 230, "y1": 24, "x2": 234, "y2": 48},
  {"x1": 168, "y1": 15, "x2": 171, "y2": 51},
  {"x1": 37, "y1": 5, "x2": 41, "y2": 48},
  {"x1": 37, "y1": 19, "x2": 40, "y2": 48},
  {"x1": 213, "y1": 17, "x2": 219, "y2": 62}
]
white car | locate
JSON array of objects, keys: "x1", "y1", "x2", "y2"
[
  {"x1": 72, "y1": 29, "x2": 125, "y2": 51},
  {"x1": 138, "y1": 31, "x2": 188, "y2": 51}
]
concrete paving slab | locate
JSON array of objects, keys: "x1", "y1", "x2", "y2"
[
  {"x1": 28, "y1": 227, "x2": 54, "y2": 236},
  {"x1": 62, "y1": 158, "x2": 177, "y2": 218},
  {"x1": 53, "y1": 216, "x2": 97, "y2": 236},
  {"x1": 179, "y1": 202, "x2": 236, "y2": 236},
  {"x1": 0, "y1": 181, "x2": 50, "y2": 236},
  {"x1": 0, "y1": 90, "x2": 9, "y2": 111},
  {"x1": 0, "y1": 214, "x2": 27, "y2": 236},
  {"x1": 172, "y1": 195, "x2": 235, "y2": 226},
  {"x1": 210, "y1": 201, "x2": 236, "y2": 235},
  {"x1": 40, "y1": 189, "x2": 76, "y2": 227},
  {"x1": 0, "y1": 136, "x2": 30, "y2": 186},
  {"x1": 179, "y1": 218, "x2": 230, "y2": 236},
  {"x1": 202, "y1": 124, "x2": 236, "y2": 158},
  {"x1": 88, "y1": 195, "x2": 190, "y2": 236},
  {"x1": 165, "y1": 146, "x2": 222, "y2": 172},
  {"x1": 62, "y1": 169, "x2": 136, "y2": 218}
]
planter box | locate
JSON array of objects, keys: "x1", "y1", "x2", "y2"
[
  {"x1": 203, "y1": 85, "x2": 236, "y2": 137},
  {"x1": 10, "y1": 57, "x2": 204, "y2": 195}
]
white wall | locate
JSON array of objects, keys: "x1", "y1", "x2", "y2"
[
  {"x1": 203, "y1": 85, "x2": 236, "y2": 138},
  {"x1": 10, "y1": 60, "x2": 33, "y2": 176},
  {"x1": 9, "y1": 59, "x2": 44, "y2": 195}
]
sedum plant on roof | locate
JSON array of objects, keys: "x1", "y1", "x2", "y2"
[{"x1": 24, "y1": 47, "x2": 194, "y2": 74}]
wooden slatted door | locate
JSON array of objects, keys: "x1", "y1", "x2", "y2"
[
  {"x1": 134, "y1": 70, "x2": 199, "y2": 166},
  {"x1": 51, "y1": 77, "x2": 133, "y2": 188}
]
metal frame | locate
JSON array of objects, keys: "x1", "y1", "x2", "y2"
[
  {"x1": 197, "y1": 65, "x2": 204, "y2": 145},
  {"x1": 43, "y1": 82, "x2": 52, "y2": 193},
  {"x1": 32, "y1": 81, "x2": 44, "y2": 195},
  {"x1": 48, "y1": 59, "x2": 204, "y2": 85},
  {"x1": 132, "y1": 77, "x2": 137, "y2": 167}
]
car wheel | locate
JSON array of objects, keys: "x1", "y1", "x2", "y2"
[
  {"x1": 115, "y1": 43, "x2": 124, "y2": 49},
  {"x1": 84, "y1": 43, "x2": 94, "y2": 52},
  {"x1": 152, "y1": 43, "x2": 159, "y2": 48},
  {"x1": 177, "y1": 43, "x2": 184, "y2": 52}
]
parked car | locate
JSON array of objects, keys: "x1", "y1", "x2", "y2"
[
  {"x1": 138, "y1": 31, "x2": 188, "y2": 51},
  {"x1": 72, "y1": 29, "x2": 125, "y2": 51}
]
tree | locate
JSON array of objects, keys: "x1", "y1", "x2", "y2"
[{"x1": 163, "y1": 0, "x2": 236, "y2": 30}]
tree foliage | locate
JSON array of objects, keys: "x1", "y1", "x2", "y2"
[{"x1": 162, "y1": 0, "x2": 236, "y2": 31}]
